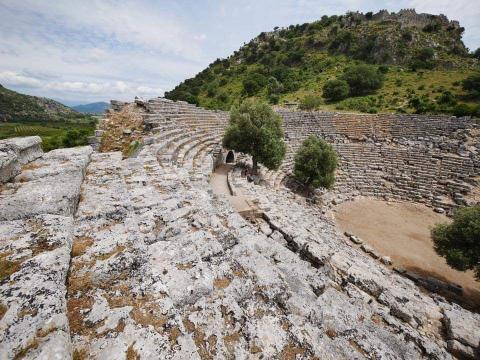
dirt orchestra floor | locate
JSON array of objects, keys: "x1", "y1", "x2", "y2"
[{"x1": 334, "y1": 198, "x2": 480, "y2": 309}]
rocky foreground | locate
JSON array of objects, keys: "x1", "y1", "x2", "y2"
[{"x1": 0, "y1": 134, "x2": 479, "y2": 359}]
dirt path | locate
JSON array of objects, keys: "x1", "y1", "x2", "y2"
[
  {"x1": 334, "y1": 198, "x2": 480, "y2": 307},
  {"x1": 210, "y1": 164, "x2": 252, "y2": 213}
]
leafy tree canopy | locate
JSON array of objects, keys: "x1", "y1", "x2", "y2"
[
  {"x1": 293, "y1": 135, "x2": 338, "y2": 189},
  {"x1": 322, "y1": 79, "x2": 350, "y2": 101},
  {"x1": 223, "y1": 99, "x2": 286, "y2": 173},
  {"x1": 340, "y1": 64, "x2": 384, "y2": 96},
  {"x1": 431, "y1": 205, "x2": 480, "y2": 280}
]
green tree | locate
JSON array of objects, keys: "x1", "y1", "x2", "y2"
[
  {"x1": 293, "y1": 135, "x2": 338, "y2": 190},
  {"x1": 322, "y1": 79, "x2": 350, "y2": 101},
  {"x1": 431, "y1": 205, "x2": 480, "y2": 280},
  {"x1": 223, "y1": 99, "x2": 286, "y2": 174},
  {"x1": 340, "y1": 64, "x2": 384, "y2": 96}
]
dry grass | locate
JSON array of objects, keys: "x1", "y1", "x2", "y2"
[
  {"x1": 250, "y1": 344, "x2": 263, "y2": 354},
  {"x1": 279, "y1": 342, "x2": 307, "y2": 360},
  {"x1": 325, "y1": 328, "x2": 338, "y2": 338},
  {"x1": 21, "y1": 162, "x2": 46, "y2": 171},
  {"x1": 126, "y1": 343, "x2": 140, "y2": 360},
  {"x1": 72, "y1": 236, "x2": 94, "y2": 257},
  {"x1": 95, "y1": 245, "x2": 126, "y2": 261},
  {"x1": 72, "y1": 348, "x2": 88, "y2": 360},
  {"x1": 99, "y1": 104, "x2": 144, "y2": 157},
  {"x1": 0, "y1": 251, "x2": 21, "y2": 282},
  {"x1": 13, "y1": 326, "x2": 57, "y2": 360},
  {"x1": 67, "y1": 296, "x2": 94, "y2": 335},
  {"x1": 213, "y1": 277, "x2": 231, "y2": 289},
  {"x1": 176, "y1": 263, "x2": 193, "y2": 270},
  {"x1": 0, "y1": 302, "x2": 7, "y2": 320}
]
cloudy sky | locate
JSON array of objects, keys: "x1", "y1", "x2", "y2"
[{"x1": 1, "y1": 0, "x2": 479, "y2": 105}]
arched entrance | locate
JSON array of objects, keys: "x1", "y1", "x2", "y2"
[{"x1": 226, "y1": 150, "x2": 235, "y2": 163}]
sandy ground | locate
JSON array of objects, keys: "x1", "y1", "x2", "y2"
[
  {"x1": 210, "y1": 164, "x2": 252, "y2": 212},
  {"x1": 335, "y1": 198, "x2": 480, "y2": 307}
]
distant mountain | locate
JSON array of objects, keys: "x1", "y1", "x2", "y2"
[
  {"x1": 0, "y1": 84, "x2": 88, "y2": 122},
  {"x1": 166, "y1": 9, "x2": 479, "y2": 115},
  {"x1": 72, "y1": 102, "x2": 110, "y2": 114}
]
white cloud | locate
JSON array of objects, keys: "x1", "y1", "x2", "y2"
[
  {"x1": 1, "y1": 0, "x2": 203, "y2": 59},
  {"x1": 0, "y1": 71, "x2": 42, "y2": 87},
  {"x1": 0, "y1": 1, "x2": 478, "y2": 103}
]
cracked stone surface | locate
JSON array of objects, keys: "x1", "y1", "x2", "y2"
[{"x1": 0, "y1": 98, "x2": 478, "y2": 359}]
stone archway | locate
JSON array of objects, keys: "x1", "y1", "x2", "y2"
[{"x1": 226, "y1": 150, "x2": 235, "y2": 163}]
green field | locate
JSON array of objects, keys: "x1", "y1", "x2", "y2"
[{"x1": 0, "y1": 119, "x2": 97, "y2": 151}]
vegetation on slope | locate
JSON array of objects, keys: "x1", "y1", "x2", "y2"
[
  {"x1": 166, "y1": 10, "x2": 480, "y2": 116},
  {"x1": 0, "y1": 85, "x2": 96, "y2": 151}
]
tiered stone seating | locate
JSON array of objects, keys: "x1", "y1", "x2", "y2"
[{"x1": 276, "y1": 110, "x2": 479, "y2": 209}]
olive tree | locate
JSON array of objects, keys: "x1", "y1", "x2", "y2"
[
  {"x1": 293, "y1": 135, "x2": 338, "y2": 190},
  {"x1": 223, "y1": 99, "x2": 286, "y2": 174},
  {"x1": 432, "y1": 205, "x2": 480, "y2": 280}
]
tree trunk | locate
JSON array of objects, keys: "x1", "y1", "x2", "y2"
[{"x1": 252, "y1": 157, "x2": 258, "y2": 175}]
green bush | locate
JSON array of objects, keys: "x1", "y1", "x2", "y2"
[
  {"x1": 322, "y1": 79, "x2": 350, "y2": 101},
  {"x1": 410, "y1": 47, "x2": 436, "y2": 70},
  {"x1": 340, "y1": 64, "x2": 384, "y2": 96},
  {"x1": 336, "y1": 96, "x2": 380, "y2": 113},
  {"x1": 431, "y1": 205, "x2": 480, "y2": 280},
  {"x1": 437, "y1": 90, "x2": 457, "y2": 105},
  {"x1": 452, "y1": 103, "x2": 479, "y2": 117},
  {"x1": 299, "y1": 94, "x2": 322, "y2": 110},
  {"x1": 293, "y1": 135, "x2": 338, "y2": 190},
  {"x1": 223, "y1": 99, "x2": 286, "y2": 174},
  {"x1": 408, "y1": 96, "x2": 436, "y2": 114},
  {"x1": 242, "y1": 73, "x2": 267, "y2": 96},
  {"x1": 462, "y1": 73, "x2": 480, "y2": 98}
]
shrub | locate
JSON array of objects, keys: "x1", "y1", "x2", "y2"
[
  {"x1": 408, "y1": 96, "x2": 436, "y2": 114},
  {"x1": 268, "y1": 94, "x2": 280, "y2": 105},
  {"x1": 473, "y1": 48, "x2": 480, "y2": 60},
  {"x1": 431, "y1": 205, "x2": 480, "y2": 280},
  {"x1": 322, "y1": 80, "x2": 350, "y2": 101},
  {"x1": 337, "y1": 96, "x2": 380, "y2": 113},
  {"x1": 462, "y1": 73, "x2": 480, "y2": 98},
  {"x1": 62, "y1": 129, "x2": 90, "y2": 148},
  {"x1": 452, "y1": 103, "x2": 479, "y2": 117},
  {"x1": 378, "y1": 65, "x2": 389, "y2": 74},
  {"x1": 340, "y1": 64, "x2": 384, "y2": 96},
  {"x1": 242, "y1": 73, "x2": 267, "y2": 96},
  {"x1": 293, "y1": 135, "x2": 338, "y2": 190},
  {"x1": 223, "y1": 99, "x2": 286, "y2": 174},
  {"x1": 410, "y1": 47, "x2": 435, "y2": 70},
  {"x1": 437, "y1": 90, "x2": 457, "y2": 105},
  {"x1": 299, "y1": 94, "x2": 322, "y2": 110}
]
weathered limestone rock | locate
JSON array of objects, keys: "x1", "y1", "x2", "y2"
[
  {"x1": 0, "y1": 146, "x2": 92, "y2": 220},
  {"x1": 0, "y1": 215, "x2": 73, "y2": 360},
  {"x1": 443, "y1": 304, "x2": 480, "y2": 358},
  {"x1": 0, "y1": 136, "x2": 43, "y2": 183}
]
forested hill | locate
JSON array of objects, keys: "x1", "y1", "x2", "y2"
[
  {"x1": 165, "y1": 9, "x2": 480, "y2": 116},
  {"x1": 0, "y1": 85, "x2": 86, "y2": 122}
]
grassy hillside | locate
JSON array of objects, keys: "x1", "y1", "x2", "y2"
[
  {"x1": 165, "y1": 10, "x2": 480, "y2": 116},
  {"x1": 0, "y1": 85, "x2": 96, "y2": 150},
  {"x1": 0, "y1": 84, "x2": 89, "y2": 122}
]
